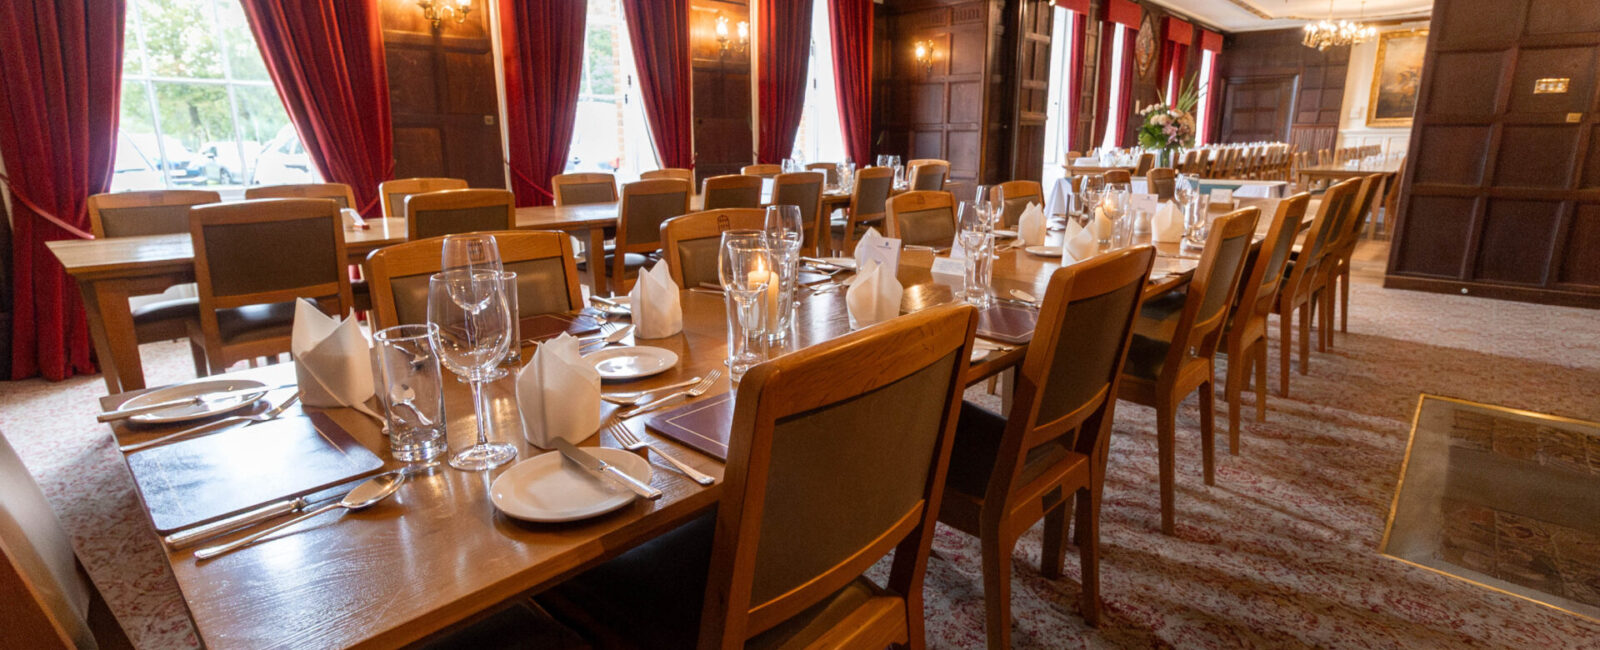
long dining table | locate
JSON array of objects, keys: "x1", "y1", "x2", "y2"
[{"x1": 85, "y1": 197, "x2": 1309, "y2": 647}]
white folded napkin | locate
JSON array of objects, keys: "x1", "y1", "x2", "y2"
[
  {"x1": 1061, "y1": 221, "x2": 1098, "y2": 265},
  {"x1": 845, "y1": 261, "x2": 902, "y2": 329},
  {"x1": 291, "y1": 298, "x2": 378, "y2": 417},
  {"x1": 340, "y1": 208, "x2": 369, "y2": 230},
  {"x1": 1018, "y1": 202, "x2": 1047, "y2": 246},
  {"x1": 1152, "y1": 202, "x2": 1185, "y2": 243},
  {"x1": 1093, "y1": 207, "x2": 1116, "y2": 240},
  {"x1": 517, "y1": 333, "x2": 601, "y2": 448},
  {"x1": 628, "y1": 261, "x2": 682, "y2": 339}
]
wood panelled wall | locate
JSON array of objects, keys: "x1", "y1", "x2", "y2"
[
  {"x1": 1215, "y1": 29, "x2": 1349, "y2": 149},
  {"x1": 691, "y1": 0, "x2": 753, "y2": 182},
  {"x1": 379, "y1": 2, "x2": 505, "y2": 189},
  {"x1": 1386, "y1": 0, "x2": 1600, "y2": 307}
]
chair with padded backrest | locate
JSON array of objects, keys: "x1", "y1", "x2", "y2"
[
  {"x1": 188, "y1": 198, "x2": 352, "y2": 374},
  {"x1": 907, "y1": 160, "x2": 949, "y2": 191},
  {"x1": 1117, "y1": 206, "x2": 1259, "y2": 536},
  {"x1": 1132, "y1": 152, "x2": 1155, "y2": 176},
  {"x1": 831, "y1": 165, "x2": 894, "y2": 255},
  {"x1": 885, "y1": 190, "x2": 957, "y2": 249},
  {"x1": 996, "y1": 180, "x2": 1043, "y2": 228},
  {"x1": 740, "y1": 164, "x2": 782, "y2": 177},
  {"x1": 1273, "y1": 178, "x2": 1358, "y2": 396},
  {"x1": 539, "y1": 302, "x2": 979, "y2": 650},
  {"x1": 403, "y1": 188, "x2": 515, "y2": 241},
  {"x1": 700, "y1": 174, "x2": 763, "y2": 210},
  {"x1": 1220, "y1": 193, "x2": 1309, "y2": 454},
  {"x1": 939, "y1": 247, "x2": 1154, "y2": 647},
  {"x1": 550, "y1": 172, "x2": 619, "y2": 206},
  {"x1": 365, "y1": 230, "x2": 582, "y2": 331},
  {"x1": 659, "y1": 208, "x2": 766, "y2": 289},
  {"x1": 243, "y1": 183, "x2": 357, "y2": 210},
  {"x1": 1103, "y1": 169, "x2": 1132, "y2": 185},
  {"x1": 1146, "y1": 168, "x2": 1178, "y2": 202},
  {"x1": 611, "y1": 178, "x2": 691, "y2": 294},
  {"x1": 378, "y1": 177, "x2": 466, "y2": 220},
  {"x1": 772, "y1": 171, "x2": 825, "y2": 256},
  {"x1": 804, "y1": 162, "x2": 837, "y2": 185},
  {"x1": 640, "y1": 168, "x2": 693, "y2": 185},
  {"x1": 1323, "y1": 174, "x2": 1384, "y2": 342}
]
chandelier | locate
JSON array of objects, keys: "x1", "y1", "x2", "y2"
[{"x1": 1302, "y1": 1, "x2": 1377, "y2": 51}]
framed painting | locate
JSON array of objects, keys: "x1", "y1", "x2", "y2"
[
  {"x1": 1134, "y1": 12, "x2": 1157, "y2": 79},
  {"x1": 1367, "y1": 29, "x2": 1429, "y2": 127}
]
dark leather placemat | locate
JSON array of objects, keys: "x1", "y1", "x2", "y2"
[
  {"x1": 976, "y1": 303, "x2": 1038, "y2": 344},
  {"x1": 522, "y1": 312, "x2": 604, "y2": 341},
  {"x1": 124, "y1": 410, "x2": 384, "y2": 532},
  {"x1": 641, "y1": 393, "x2": 735, "y2": 461}
]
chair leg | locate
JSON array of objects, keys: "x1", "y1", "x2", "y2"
[
  {"x1": 1253, "y1": 339, "x2": 1269, "y2": 422},
  {"x1": 1298, "y1": 302, "x2": 1311, "y2": 375},
  {"x1": 1340, "y1": 267, "x2": 1351, "y2": 333},
  {"x1": 1278, "y1": 310, "x2": 1292, "y2": 396},
  {"x1": 1040, "y1": 500, "x2": 1069, "y2": 580},
  {"x1": 188, "y1": 340, "x2": 208, "y2": 377},
  {"x1": 1199, "y1": 381, "x2": 1216, "y2": 486},
  {"x1": 1225, "y1": 346, "x2": 1244, "y2": 455},
  {"x1": 1075, "y1": 486, "x2": 1102, "y2": 626},
  {"x1": 979, "y1": 530, "x2": 1014, "y2": 650},
  {"x1": 1156, "y1": 401, "x2": 1177, "y2": 536},
  {"x1": 1319, "y1": 286, "x2": 1334, "y2": 351}
]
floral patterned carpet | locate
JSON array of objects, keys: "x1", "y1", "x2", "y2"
[{"x1": 5, "y1": 249, "x2": 1600, "y2": 648}]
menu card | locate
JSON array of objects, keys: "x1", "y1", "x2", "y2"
[{"x1": 642, "y1": 393, "x2": 735, "y2": 461}]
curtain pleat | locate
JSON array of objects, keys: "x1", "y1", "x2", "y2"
[
  {"x1": 828, "y1": 0, "x2": 874, "y2": 165},
  {"x1": 621, "y1": 0, "x2": 694, "y2": 169},
  {"x1": 501, "y1": 0, "x2": 586, "y2": 205},
  {"x1": 757, "y1": 0, "x2": 813, "y2": 163}
]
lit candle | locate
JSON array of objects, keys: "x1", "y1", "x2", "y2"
[{"x1": 748, "y1": 268, "x2": 780, "y2": 331}]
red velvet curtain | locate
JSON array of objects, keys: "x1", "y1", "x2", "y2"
[
  {"x1": 828, "y1": 0, "x2": 874, "y2": 165},
  {"x1": 757, "y1": 0, "x2": 813, "y2": 163},
  {"x1": 1199, "y1": 29, "x2": 1224, "y2": 143},
  {"x1": 0, "y1": 0, "x2": 124, "y2": 380},
  {"x1": 621, "y1": 0, "x2": 694, "y2": 169},
  {"x1": 1093, "y1": 0, "x2": 1140, "y2": 148},
  {"x1": 500, "y1": 0, "x2": 586, "y2": 206},
  {"x1": 1159, "y1": 16, "x2": 1192, "y2": 100},
  {"x1": 240, "y1": 0, "x2": 392, "y2": 218}
]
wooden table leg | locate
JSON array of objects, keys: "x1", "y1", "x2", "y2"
[
  {"x1": 583, "y1": 227, "x2": 609, "y2": 297},
  {"x1": 78, "y1": 278, "x2": 144, "y2": 394}
]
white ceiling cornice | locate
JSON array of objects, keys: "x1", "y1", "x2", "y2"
[{"x1": 1139, "y1": 0, "x2": 1433, "y2": 33}]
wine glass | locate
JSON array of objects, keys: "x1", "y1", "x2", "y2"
[
  {"x1": 957, "y1": 202, "x2": 992, "y2": 307},
  {"x1": 427, "y1": 272, "x2": 517, "y2": 471},
  {"x1": 1174, "y1": 173, "x2": 1196, "y2": 208},
  {"x1": 763, "y1": 205, "x2": 804, "y2": 339},
  {"x1": 719, "y1": 233, "x2": 773, "y2": 382}
]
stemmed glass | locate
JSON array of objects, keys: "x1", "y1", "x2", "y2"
[
  {"x1": 719, "y1": 233, "x2": 773, "y2": 383},
  {"x1": 957, "y1": 201, "x2": 993, "y2": 307},
  {"x1": 1101, "y1": 182, "x2": 1130, "y2": 246},
  {"x1": 427, "y1": 272, "x2": 517, "y2": 471},
  {"x1": 763, "y1": 205, "x2": 804, "y2": 341}
]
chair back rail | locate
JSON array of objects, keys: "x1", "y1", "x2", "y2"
[
  {"x1": 550, "y1": 172, "x2": 619, "y2": 206},
  {"x1": 366, "y1": 230, "x2": 582, "y2": 331},
  {"x1": 378, "y1": 177, "x2": 466, "y2": 219},
  {"x1": 404, "y1": 188, "x2": 515, "y2": 241},
  {"x1": 659, "y1": 208, "x2": 767, "y2": 289},
  {"x1": 87, "y1": 189, "x2": 221, "y2": 238}
]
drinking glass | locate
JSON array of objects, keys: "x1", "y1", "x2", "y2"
[
  {"x1": 763, "y1": 205, "x2": 804, "y2": 341},
  {"x1": 375, "y1": 324, "x2": 447, "y2": 463},
  {"x1": 1184, "y1": 196, "x2": 1213, "y2": 250},
  {"x1": 427, "y1": 272, "x2": 517, "y2": 471},
  {"x1": 719, "y1": 233, "x2": 773, "y2": 383},
  {"x1": 1101, "y1": 183, "x2": 1130, "y2": 245},
  {"x1": 497, "y1": 271, "x2": 521, "y2": 370},
  {"x1": 441, "y1": 233, "x2": 503, "y2": 281},
  {"x1": 957, "y1": 202, "x2": 993, "y2": 307},
  {"x1": 1174, "y1": 174, "x2": 1196, "y2": 208}
]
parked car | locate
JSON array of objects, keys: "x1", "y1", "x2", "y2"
[
  {"x1": 123, "y1": 132, "x2": 202, "y2": 183},
  {"x1": 110, "y1": 133, "x2": 164, "y2": 191},
  {"x1": 248, "y1": 124, "x2": 317, "y2": 185},
  {"x1": 198, "y1": 140, "x2": 259, "y2": 185}
]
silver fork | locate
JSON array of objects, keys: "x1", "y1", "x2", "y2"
[
  {"x1": 121, "y1": 392, "x2": 303, "y2": 453},
  {"x1": 601, "y1": 375, "x2": 704, "y2": 405},
  {"x1": 607, "y1": 422, "x2": 715, "y2": 485},
  {"x1": 617, "y1": 371, "x2": 720, "y2": 419}
]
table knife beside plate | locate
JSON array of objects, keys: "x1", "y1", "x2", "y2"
[
  {"x1": 98, "y1": 383, "x2": 295, "y2": 422},
  {"x1": 163, "y1": 497, "x2": 309, "y2": 549},
  {"x1": 552, "y1": 438, "x2": 661, "y2": 499}
]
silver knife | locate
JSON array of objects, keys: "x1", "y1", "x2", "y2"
[
  {"x1": 552, "y1": 438, "x2": 661, "y2": 500},
  {"x1": 162, "y1": 497, "x2": 309, "y2": 549},
  {"x1": 98, "y1": 383, "x2": 295, "y2": 422}
]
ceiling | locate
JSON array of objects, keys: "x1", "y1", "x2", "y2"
[{"x1": 1143, "y1": 0, "x2": 1433, "y2": 33}]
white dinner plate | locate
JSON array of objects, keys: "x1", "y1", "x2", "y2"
[
  {"x1": 119, "y1": 379, "x2": 269, "y2": 424},
  {"x1": 586, "y1": 346, "x2": 679, "y2": 381},
  {"x1": 490, "y1": 448, "x2": 653, "y2": 522},
  {"x1": 993, "y1": 229, "x2": 1018, "y2": 239},
  {"x1": 1024, "y1": 245, "x2": 1062, "y2": 258},
  {"x1": 817, "y1": 257, "x2": 857, "y2": 270}
]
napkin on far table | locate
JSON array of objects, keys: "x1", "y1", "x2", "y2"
[
  {"x1": 845, "y1": 261, "x2": 903, "y2": 329},
  {"x1": 1061, "y1": 221, "x2": 1098, "y2": 265},
  {"x1": 1152, "y1": 201, "x2": 1185, "y2": 243},
  {"x1": 628, "y1": 261, "x2": 683, "y2": 339},
  {"x1": 1018, "y1": 202, "x2": 1047, "y2": 246},
  {"x1": 517, "y1": 333, "x2": 601, "y2": 448},
  {"x1": 291, "y1": 298, "x2": 378, "y2": 418}
]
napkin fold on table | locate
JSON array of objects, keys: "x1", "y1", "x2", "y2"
[
  {"x1": 1152, "y1": 201, "x2": 1185, "y2": 243},
  {"x1": 517, "y1": 333, "x2": 602, "y2": 448},
  {"x1": 291, "y1": 298, "x2": 378, "y2": 418},
  {"x1": 1061, "y1": 221, "x2": 1099, "y2": 265},
  {"x1": 628, "y1": 261, "x2": 683, "y2": 339},
  {"x1": 1017, "y1": 202, "x2": 1047, "y2": 246},
  {"x1": 845, "y1": 261, "x2": 903, "y2": 329}
]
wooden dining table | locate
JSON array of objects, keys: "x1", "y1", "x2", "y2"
[
  {"x1": 1294, "y1": 159, "x2": 1403, "y2": 235},
  {"x1": 87, "y1": 200, "x2": 1302, "y2": 647}
]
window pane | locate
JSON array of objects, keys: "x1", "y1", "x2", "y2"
[
  {"x1": 152, "y1": 81, "x2": 232, "y2": 186},
  {"x1": 214, "y1": 0, "x2": 270, "y2": 82},
  {"x1": 566, "y1": 0, "x2": 656, "y2": 179},
  {"x1": 113, "y1": 82, "x2": 164, "y2": 192},
  {"x1": 140, "y1": 0, "x2": 223, "y2": 79}
]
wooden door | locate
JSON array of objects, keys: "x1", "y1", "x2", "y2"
[
  {"x1": 1218, "y1": 75, "x2": 1295, "y2": 143},
  {"x1": 380, "y1": 4, "x2": 506, "y2": 189}
]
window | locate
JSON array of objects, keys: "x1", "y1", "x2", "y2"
[
  {"x1": 789, "y1": 0, "x2": 848, "y2": 166},
  {"x1": 1101, "y1": 25, "x2": 1127, "y2": 150},
  {"x1": 1196, "y1": 50, "x2": 1216, "y2": 144},
  {"x1": 565, "y1": 0, "x2": 657, "y2": 181},
  {"x1": 116, "y1": 0, "x2": 316, "y2": 194},
  {"x1": 1041, "y1": 7, "x2": 1077, "y2": 188}
]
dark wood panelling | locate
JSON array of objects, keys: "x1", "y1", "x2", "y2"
[
  {"x1": 1385, "y1": 0, "x2": 1600, "y2": 307},
  {"x1": 1219, "y1": 76, "x2": 1295, "y2": 143},
  {"x1": 691, "y1": 0, "x2": 752, "y2": 180},
  {"x1": 380, "y1": 2, "x2": 504, "y2": 189},
  {"x1": 1215, "y1": 29, "x2": 1349, "y2": 145}
]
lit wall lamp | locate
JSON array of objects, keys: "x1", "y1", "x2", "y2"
[
  {"x1": 418, "y1": 0, "x2": 471, "y2": 30},
  {"x1": 914, "y1": 40, "x2": 936, "y2": 74},
  {"x1": 715, "y1": 15, "x2": 749, "y2": 57}
]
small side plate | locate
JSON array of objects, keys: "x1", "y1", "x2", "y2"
[
  {"x1": 585, "y1": 346, "x2": 680, "y2": 381},
  {"x1": 1024, "y1": 245, "x2": 1063, "y2": 258},
  {"x1": 490, "y1": 448, "x2": 653, "y2": 522},
  {"x1": 119, "y1": 379, "x2": 269, "y2": 424}
]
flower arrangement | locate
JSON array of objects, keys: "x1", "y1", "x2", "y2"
[{"x1": 1137, "y1": 75, "x2": 1198, "y2": 159}]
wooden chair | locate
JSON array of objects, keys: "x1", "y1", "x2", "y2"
[
  {"x1": 659, "y1": 208, "x2": 766, "y2": 289},
  {"x1": 805, "y1": 162, "x2": 838, "y2": 185},
  {"x1": 1132, "y1": 152, "x2": 1155, "y2": 176},
  {"x1": 550, "y1": 172, "x2": 619, "y2": 206},
  {"x1": 1103, "y1": 169, "x2": 1132, "y2": 185},
  {"x1": 699, "y1": 174, "x2": 763, "y2": 210},
  {"x1": 939, "y1": 247, "x2": 1155, "y2": 646},
  {"x1": 1117, "y1": 207, "x2": 1259, "y2": 535},
  {"x1": 1146, "y1": 167, "x2": 1178, "y2": 202},
  {"x1": 243, "y1": 183, "x2": 357, "y2": 210},
  {"x1": 740, "y1": 163, "x2": 782, "y2": 177},
  {"x1": 995, "y1": 180, "x2": 1043, "y2": 228},
  {"x1": 187, "y1": 199, "x2": 352, "y2": 374},
  {"x1": 640, "y1": 168, "x2": 693, "y2": 185},
  {"x1": 366, "y1": 230, "x2": 582, "y2": 331},
  {"x1": 1, "y1": 431, "x2": 133, "y2": 650},
  {"x1": 1220, "y1": 193, "x2": 1310, "y2": 453},
  {"x1": 86, "y1": 190, "x2": 219, "y2": 375},
  {"x1": 771, "y1": 171, "x2": 825, "y2": 256},
  {"x1": 885, "y1": 190, "x2": 957, "y2": 248},
  {"x1": 907, "y1": 160, "x2": 949, "y2": 191},
  {"x1": 611, "y1": 178, "x2": 691, "y2": 293},
  {"x1": 1323, "y1": 174, "x2": 1385, "y2": 341},
  {"x1": 404, "y1": 188, "x2": 515, "y2": 240},
  {"x1": 1272, "y1": 178, "x2": 1357, "y2": 396},
  {"x1": 378, "y1": 177, "x2": 466, "y2": 219},
  {"x1": 831, "y1": 165, "x2": 894, "y2": 254},
  {"x1": 539, "y1": 302, "x2": 979, "y2": 649}
]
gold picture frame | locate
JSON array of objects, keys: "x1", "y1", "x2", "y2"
[{"x1": 1367, "y1": 29, "x2": 1429, "y2": 127}]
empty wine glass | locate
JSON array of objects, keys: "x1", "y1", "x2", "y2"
[
  {"x1": 763, "y1": 205, "x2": 804, "y2": 340},
  {"x1": 720, "y1": 233, "x2": 773, "y2": 382},
  {"x1": 957, "y1": 202, "x2": 993, "y2": 307},
  {"x1": 427, "y1": 272, "x2": 517, "y2": 471}
]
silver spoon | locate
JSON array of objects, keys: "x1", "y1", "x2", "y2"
[
  {"x1": 193, "y1": 472, "x2": 405, "y2": 560},
  {"x1": 1010, "y1": 289, "x2": 1040, "y2": 306}
]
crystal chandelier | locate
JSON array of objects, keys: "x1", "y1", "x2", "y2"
[{"x1": 1302, "y1": 0, "x2": 1377, "y2": 51}]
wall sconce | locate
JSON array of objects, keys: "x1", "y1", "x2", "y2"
[
  {"x1": 715, "y1": 15, "x2": 749, "y2": 57},
  {"x1": 914, "y1": 40, "x2": 936, "y2": 74},
  {"x1": 418, "y1": 0, "x2": 471, "y2": 31}
]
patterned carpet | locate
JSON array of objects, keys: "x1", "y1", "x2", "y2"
[{"x1": 5, "y1": 244, "x2": 1600, "y2": 648}]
